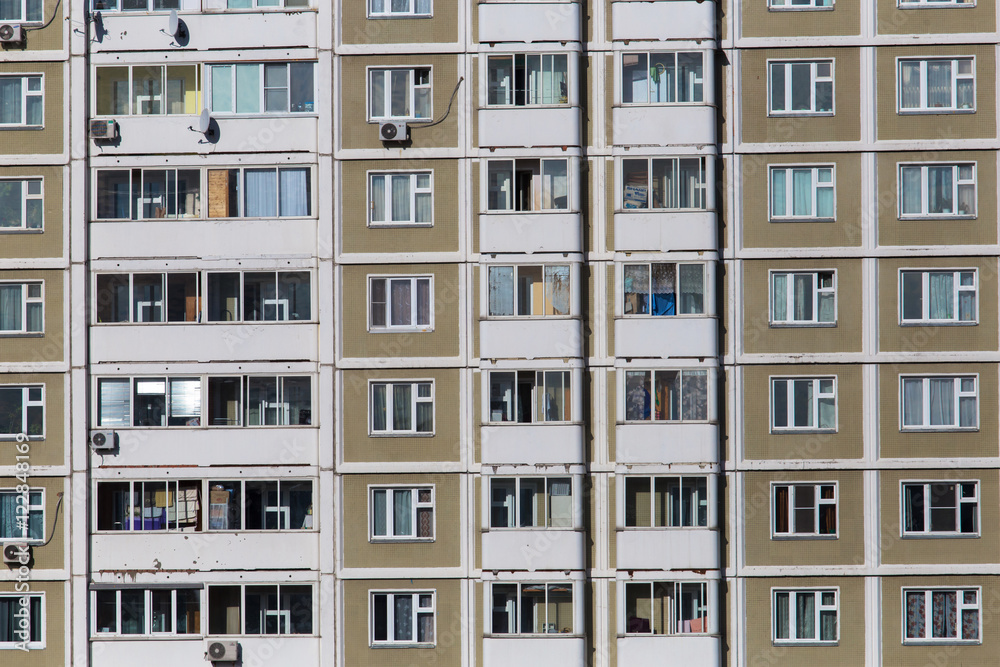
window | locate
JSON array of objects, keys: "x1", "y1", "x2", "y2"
[
  {"x1": 95, "y1": 66, "x2": 197, "y2": 116},
  {"x1": 0, "y1": 282, "x2": 42, "y2": 333},
  {"x1": 0, "y1": 488, "x2": 43, "y2": 542},
  {"x1": 370, "y1": 486, "x2": 434, "y2": 539},
  {"x1": 368, "y1": 276, "x2": 432, "y2": 331},
  {"x1": 204, "y1": 480, "x2": 313, "y2": 530},
  {"x1": 0, "y1": 594, "x2": 43, "y2": 649},
  {"x1": 768, "y1": 60, "x2": 833, "y2": 115},
  {"x1": 490, "y1": 477, "x2": 573, "y2": 528},
  {"x1": 368, "y1": 67, "x2": 431, "y2": 121},
  {"x1": 621, "y1": 52, "x2": 704, "y2": 104},
  {"x1": 624, "y1": 476, "x2": 708, "y2": 528},
  {"x1": 902, "y1": 481, "x2": 978, "y2": 535},
  {"x1": 770, "y1": 271, "x2": 836, "y2": 325},
  {"x1": 624, "y1": 370, "x2": 708, "y2": 422},
  {"x1": 773, "y1": 589, "x2": 838, "y2": 643},
  {"x1": 623, "y1": 263, "x2": 705, "y2": 316},
  {"x1": 369, "y1": 0, "x2": 429, "y2": 16},
  {"x1": 207, "y1": 584, "x2": 312, "y2": 635},
  {"x1": 488, "y1": 265, "x2": 570, "y2": 317},
  {"x1": 488, "y1": 370, "x2": 571, "y2": 423},
  {"x1": 209, "y1": 167, "x2": 312, "y2": 218},
  {"x1": 94, "y1": 168, "x2": 200, "y2": 220},
  {"x1": 96, "y1": 375, "x2": 312, "y2": 428},
  {"x1": 0, "y1": 75, "x2": 42, "y2": 127},
  {"x1": 904, "y1": 588, "x2": 980, "y2": 643},
  {"x1": 486, "y1": 159, "x2": 568, "y2": 212},
  {"x1": 0, "y1": 0, "x2": 42, "y2": 21},
  {"x1": 95, "y1": 273, "x2": 199, "y2": 324},
  {"x1": 94, "y1": 480, "x2": 200, "y2": 532},
  {"x1": 899, "y1": 58, "x2": 974, "y2": 112},
  {"x1": 371, "y1": 591, "x2": 435, "y2": 645},
  {"x1": 772, "y1": 483, "x2": 837, "y2": 537},
  {"x1": 899, "y1": 0, "x2": 973, "y2": 5},
  {"x1": 0, "y1": 179, "x2": 42, "y2": 231},
  {"x1": 898, "y1": 163, "x2": 975, "y2": 218},
  {"x1": 900, "y1": 270, "x2": 976, "y2": 324},
  {"x1": 226, "y1": 0, "x2": 309, "y2": 7},
  {"x1": 624, "y1": 582, "x2": 708, "y2": 635},
  {"x1": 901, "y1": 375, "x2": 977, "y2": 430},
  {"x1": 771, "y1": 377, "x2": 836, "y2": 431},
  {"x1": 769, "y1": 0, "x2": 832, "y2": 8},
  {"x1": 206, "y1": 272, "x2": 311, "y2": 322},
  {"x1": 0, "y1": 385, "x2": 43, "y2": 438},
  {"x1": 491, "y1": 583, "x2": 573, "y2": 635},
  {"x1": 370, "y1": 381, "x2": 433, "y2": 435},
  {"x1": 91, "y1": 0, "x2": 180, "y2": 10},
  {"x1": 209, "y1": 63, "x2": 315, "y2": 114},
  {"x1": 93, "y1": 588, "x2": 200, "y2": 636},
  {"x1": 369, "y1": 172, "x2": 432, "y2": 226},
  {"x1": 621, "y1": 157, "x2": 707, "y2": 210},
  {"x1": 487, "y1": 54, "x2": 568, "y2": 106},
  {"x1": 769, "y1": 166, "x2": 835, "y2": 220}
]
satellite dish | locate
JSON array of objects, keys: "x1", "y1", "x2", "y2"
[
  {"x1": 167, "y1": 10, "x2": 179, "y2": 37},
  {"x1": 198, "y1": 108, "x2": 211, "y2": 134}
]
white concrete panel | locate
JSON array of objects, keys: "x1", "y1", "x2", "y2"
[
  {"x1": 614, "y1": 317, "x2": 718, "y2": 358},
  {"x1": 479, "y1": 108, "x2": 581, "y2": 148},
  {"x1": 92, "y1": 429, "x2": 319, "y2": 467},
  {"x1": 481, "y1": 530, "x2": 585, "y2": 571},
  {"x1": 612, "y1": 106, "x2": 715, "y2": 147},
  {"x1": 481, "y1": 424, "x2": 583, "y2": 464},
  {"x1": 91, "y1": 532, "x2": 317, "y2": 572},
  {"x1": 615, "y1": 529, "x2": 719, "y2": 570},
  {"x1": 480, "y1": 319, "x2": 583, "y2": 360},
  {"x1": 95, "y1": 116, "x2": 318, "y2": 155},
  {"x1": 90, "y1": 219, "x2": 318, "y2": 260},
  {"x1": 617, "y1": 636, "x2": 720, "y2": 667},
  {"x1": 90, "y1": 323, "x2": 318, "y2": 364},
  {"x1": 92, "y1": 638, "x2": 320, "y2": 667},
  {"x1": 93, "y1": 11, "x2": 318, "y2": 52},
  {"x1": 479, "y1": 213, "x2": 582, "y2": 254},
  {"x1": 484, "y1": 637, "x2": 586, "y2": 667},
  {"x1": 610, "y1": 1, "x2": 715, "y2": 41},
  {"x1": 615, "y1": 423, "x2": 719, "y2": 464},
  {"x1": 478, "y1": 3, "x2": 581, "y2": 43},
  {"x1": 614, "y1": 211, "x2": 716, "y2": 252}
]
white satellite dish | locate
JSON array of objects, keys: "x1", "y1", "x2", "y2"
[
  {"x1": 198, "y1": 108, "x2": 212, "y2": 134},
  {"x1": 167, "y1": 10, "x2": 179, "y2": 37}
]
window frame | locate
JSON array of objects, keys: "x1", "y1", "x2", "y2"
[
  {"x1": 622, "y1": 581, "x2": 710, "y2": 636},
  {"x1": 205, "y1": 583, "x2": 314, "y2": 636},
  {"x1": 898, "y1": 268, "x2": 978, "y2": 325},
  {"x1": 768, "y1": 0, "x2": 834, "y2": 10},
  {"x1": 621, "y1": 262, "x2": 707, "y2": 317},
  {"x1": 486, "y1": 369, "x2": 573, "y2": 424},
  {"x1": 0, "y1": 593, "x2": 45, "y2": 649},
  {"x1": 897, "y1": 162, "x2": 976, "y2": 219},
  {"x1": 772, "y1": 588, "x2": 839, "y2": 645},
  {"x1": 485, "y1": 158, "x2": 571, "y2": 213},
  {"x1": 898, "y1": 0, "x2": 974, "y2": 6},
  {"x1": 767, "y1": 164, "x2": 836, "y2": 221},
  {"x1": 367, "y1": 0, "x2": 431, "y2": 17},
  {"x1": 93, "y1": 65, "x2": 200, "y2": 117},
  {"x1": 207, "y1": 62, "x2": 316, "y2": 116},
  {"x1": 902, "y1": 587, "x2": 981, "y2": 644},
  {"x1": 897, "y1": 57, "x2": 976, "y2": 114},
  {"x1": 623, "y1": 475, "x2": 710, "y2": 529},
  {"x1": 770, "y1": 376, "x2": 837, "y2": 433},
  {"x1": 769, "y1": 270, "x2": 837, "y2": 327},
  {"x1": 488, "y1": 476, "x2": 575, "y2": 530},
  {"x1": 367, "y1": 275, "x2": 434, "y2": 332},
  {"x1": 368, "y1": 379, "x2": 434, "y2": 436},
  {"x1": 489, "y1": 581, "x2": 575, "y2": 636},
  {"x1": 767, "y1": 59, "x2": 835, "y2": 116},
  {"x1": 622, "y1": 369, "x2": 710, "y2": 423},
  {"x1": 899, "y1": 374, "x2": 978, "y2": 431},
  {"x1": 0, "y1": 384, "x2": 44, "y2": 440},
  {"x1": 486, "y1": 53, "x2": 570, "y2": 107},
  {"x1": 771, "y1": 482, "x2": 838, "y2": 539},
  {"x1": 620, "y1": 51, "x2": 706, "y2": 105},
  {"x1": 369, "y1": 590, "x2": 436, "y2": 647},
  {"x1": 620, "y1": 156, "x2": 708, "y2": 211},
  {"x1": 91, "y1": 0, "x2": 182, "y2": 11},
  {"x1": 900, "y1": 480, "x2": 980, "y2": 537},
  {"x1": 367, "y1": 66, "x2": 433, "y2": 122},
  {"x1": 0, "y1": 177, "x2": 43, "y2": 232},
  {"x1": 368, "y1": 484, "x2": 435, "y2": 541},
  {"x1": 0, "y1": 0, "x2": 43, "y2": 21},
  {"x1": 0, "y1": 280, "x2": 43, "y2": 334},
  {"x1": 91, "y1": 587, "x2": 202, "y2": 638},
  {"x1": 486, "y1": 263, "x2": 572, "y2": 319},
  {"x1": 0, "y1": 487, "x2": 44, "y2": 543},
  {"x1": 366, "y1": 170, "x2": 434, "y2": 227},
  {"x1": 0, "y1": 74, "x2": 43, "y2": 128}
]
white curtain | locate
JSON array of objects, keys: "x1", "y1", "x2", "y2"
[
  {"x1": 245, "y1": 169, "x2": 277, "y2": 217},
  {"x1": 0, "y1": 78, "x2": 20, "y2": 124},
  {"x1": 394, "y1": 595, "x2": 412, "y2": 641},
  {"x1": 0, "y1": 285, "x2": 21, "y2": 331},
  {"x1": 278, "y1": 168, "x2": 309, "y2": 217},
  {"x1": 391, "y1": 175, "x2": 410, "y2": 222},
  {"x1": 928, "y1": 273, "x2": 953, "y2": 320},
  {"x1": 926, "y1": 61, "x2": 951, "y2": 108},
  {"x1": 792, "y1": 169, "x2": 812, "y2": 216},
  {"x1": 0, "y1": 493, "x2": 18, "y2": 538},
  {"x1": 772, "y1": 273, "x2": 788, "y2": 321},
  {"x1": 415, "y1": 173, "x2": 432, "y2": 222},
  {"x1": 900, "y1": 61, "x2": 920, "y2": 108},
  {"x1": 370, "y1": 71, "x2": 385, "y2": 117},
  {"x1": 928, "y1": 378, "x2": 954, "y2": 426},
  {"x1": 541, "y1": 160, "x2": 568, "y2": 210},
  {"x1": 390, "y1": 280, "x2": 411, "y2": 326},
  {"x1": 393, "y1": 489, "x2": 412, "y2": 536},
  {"x1": 796, "y1": 593, "x2": 815, "y2": 639},
  {"x1": 771, "y1": 169, "x2": 786, "y2": 217},
  {"x1": 370, "y1": 175, "x2": 386, "y2": 222},
  {"x1": 774, "y1": 593, "x2": 790, "y2": 639},
  {"x1": 902, "y1": 379, "x2": 923, "y2": 426}
]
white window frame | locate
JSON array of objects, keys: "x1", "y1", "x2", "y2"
[
  {"x1": 623, "y1": 475, "x2": 709, "y2": 528},
  {"x1": 0, "y1": 0, "x2": 43, "y2": 21},
  {"x1": 771, "y1": 482, "x2": 838, "y2": 538},
  {"x1": 204, "y1": 583, "x2": 314, "y2": 636},
  {"x1": 901, "y1": 480, "x2": 979, "y2": 537},
  {"x1": 768, "y1": 165, "x2": 836, "y2": 221},
  {"x1": 367, "y1": 170, "x2": 433, "y2": 226},
  {"x1": 367, "y1": 67, "x2": 432, "y2": 121},
  {"x1": 0, "y1": 488, "x2": 43, "y2": 543},
  {"x1": 0, "y1": 384, "x2": 44, "y2": 440},
  {"x1": 368, "y1": 0, "x2": 430, "y2": 17},
  {"x1": 900, "y1": 374, "x2": 978, "y2": 431},
  {"x1": 489, "y1": 581, "x2": 575, "y2": 635},
  {"x1": 369, "y1": 380, "x2": 434, "y2": 435},
  {"x1": 485, "y1": 158, "x2": 571, "y2": 212},
  {"x1": 0, "y1": 281, "x2": 43, "y2": 334},
  {"x1": 225, "y1": 0, "x2": 311, "y2": 8},
  {"x1": 768, "y1": 0, "x2": 833, "y2": 9},
  {"x1": 486, "y1": 53, "x2": 570, "y2": 107},
  {"x1": 369, "y1": 485, "x2": 435, "y2": 541},
  {"x1": 902, "y1": 587, "x2": 981, "y2": 644},
  {"x1": 486, "y1": 264, "x2": 572, "y2": 319},
  {"x1": 620, "y1": 51, "x2": 705, "y2": 105},
  {"x1": 770, "y1": 376, "x2": 837, "y2": 432},
  {"x1": 622, "y1": 581, "x2": 710, "y2": 636},
  {"x1": 772, "y1": 588, "x2": 839, "y2": 644},
  {"x1": 0, "y1": 178, "x2": 43, "y2": 231},
  {"x1": 767, "y1": 59, "x2": 834, "y2": 116},
  {"x1": 487, "y1": 370, "x2": 573, "y2": 424},
  {"x1": 620, "y1": 157, "x2": 708, "y2": 211},
  {"x1": 622, "y1": 369, "x2": 710, "y2": 423},
  {"x1": 899, "y1": 0, "x2": 973, "y2": 6},
  {"x1": 91, "y1": 0, "x2": 180, "y2": 11},
  {"x1": 369, "y1": 591, "x2": 436, "y2": 646},
  {"x1": 899, "y1": 269, "x2": 977, "y2": 324},
  {"x1": 91, "y1": 588, "x2": 202, "y2": 637},
  {"x1": 489, "y1": 476, "x2": 575, "y2": 529},
  {"x1": 897, "y1": 163, "x2": 976, "y2": 219},
  {"x1": 0, "y1": 593, "x2": 45, "y2": 649},
  {"x1": 769, "y1": 270, "x2": 837, "y2": 326},
  {"x1": 0, "y1": 75, "x2": 43, "y2": 128},
  {"x1": 208, "y1": 62, "x2": 316, "y2": 115},
  {"x1": 897, "y1": 57, "x2": 975, "y2": 113},
  {"x1": 367, "y1": 275, "x2": 434, "y2": 332},
  {"x1": 621, "y1": 262, "x2": 708, "y2": 317}
]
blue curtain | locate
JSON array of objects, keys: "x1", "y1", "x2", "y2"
[
  {"x1": 0, "y1": 493, "x2": 18, "y2": 538},
  {"x1": 245, "y1": 170, "x2": 277, "y2": 217}
]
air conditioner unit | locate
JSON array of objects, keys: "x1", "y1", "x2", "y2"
[
  {"x1": 379, "y1": 121, "x2": 407, "y2": 142},
  {"x1": 2, "y1": 544, "x2": 30, "y2": 565},
  {"x1": 90, "y1": 119, "x2": 117, "y2": 141},
  {"x1": 0, "y1": 24, "x2": 24, "y2": 43},
  {"x1": 89, "y1": 430, "x2": 116, "y2": 451},
  {"x1": 204, "y1": 640, "x2": 238, "y2": 662}
]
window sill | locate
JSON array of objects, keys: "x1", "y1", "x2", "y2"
[
  {"x1": 211, "y1": 113, "x2": 318, "y2": 118},
  {"x1": 899, "y1": 320, "x2": 978, "y2": 327},
  {"x1": 368, "y1": 118, "x2": 432, "y2": 124},
  {"x1": 487, "y1": 527, "x2": 580, "y2": 533},
  {"x1": 483, "y1": 316, "x2": 576, "y2": 322},
  {"x1": 369, "y1": 537, "x2": 435, "y2": 543},
  {"x1": 368, "y1": 222, "x2": 434, "y2": 229},
  {"x1": 768, "y1": 217, "x2": 836, "y2": 223},
  {"x1": 483, "y1": 209, "x2": 574, "y2": 215},
  {"x1": 0, "y1": 332, "x2": 43, "y2": 338},
  {"x1": 368, "y1": 327, "x2": 434, "y2": 334},
  {"x1": 618, "y1": 420, "x2": 712, "y2": 425},
  {"x1": 900, "y1": 427, "x2": 978, "y2": 433},
  {"x1": 618, "y1": 632, "x2": 713, "y2": 639},
  {"x1": 901, "y1": 532, "x2": 980, "y2": 539},
  {"x1": 93, "y1": 320, "x2": 316, "y2": 326},
  {"x1": 773, "y1": 640, "x2": 839, "y2": 647},
  {"x1": 766, "y1": 112, "x2": 835, "y2": 118},
  {"x1": 771, "y1": 533, "x2": 838, "y2": 540},
  {"x1": 0, "y1": 229, "x2": 43, "y2": 234},
  {"x1": 92, "y1": 634, "x2": 201, "y2": 641},
  {"x1": 95, "y1": 529, "x2": 317, "y2": 535},
  {"x1": 0, "y1": 126, "x2": 44, "y2": 131},
  {"x1": 770, "y1": 428, "x2": 837, "y2": 435},
  {"x1": 92, "y1": 216, "x2": 316, "y2": 223},
  {"x1": 769, "y1": 322, "x2": 837, "y2": 328},
  {"x1": 371, "y1": 642, "x2": 436, "y2": 648},
  {"x1": 485, "y1": 633, "x2": 582, "y2": 639},
  {"x1": 898, "y1": 215, "x2": 976, "y2": 221},
  {"x1": 484, "y1": 103, "x2": 572, "y2": 110},
  {"x1": 614, "y1": 102, "x2": 708, "y2": 109},
  {"x1": 486, "y1": 421, "x2": 577, "y2": 426},
  {"x1": 368, "y1": 432, "x2": 435, "y2": 437},
  {"x1": 898, "y1": 1, "x2": 974, "y2": 6},
  {"x1": 619, "y1": 314, "x2": 711, "y2": 319},
  {"x1": 897, "y1": 109, "x2": 976, "y2": 115},
  {"x1": 367, "y1": 13, "x2": 434, "y2": 18},
  {"x1": 902, "y1": 640, "x2": 981, "y2": 646},
  {"x1": 618, "y1": 526, "x2": 711, "y2": 532},
  {"x1": 767, "y1": 5, "x2": 835, "y2": 10},
  {"x1": 615, "y1": 207, "x2": 709, "y2": 213},
  {"x1": 0, "y1": 436, "x2": 44, "y2": 441}
]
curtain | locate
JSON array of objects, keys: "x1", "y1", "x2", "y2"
[
  {"x1": 677, "y1": 158, "x2": 702, "y2": 209},
  {"x1": 962, "y1": 593, "x2": 979, "y2": 640},
  {"x1": 793, "y1": 274, "x2": 813, "y2": 321},
  {"x1": 393, "y1": 489, "x2": 412, "y2": 536},
  {"x1": 960, "y1": 390, "x2": 976, "y2": 428},
  {"x1": 774, "y1": 487, "x2": 789, "y2": 533},
  {"x1": 0, "y1": 78, "x2": 20, "y2": 124},
  {"x1": 391, "y1": 174, "x2": 411, "y2": 222},
  {"x1": 900, "y1": 61, "x2": 920, "y2": 108},
  {"x1": 541, "y1": 160, "x2": 568, "y2": 210},
  {"x1": 279, "y1": 168, "x2": 309, "y2": 217},
  {"x1": 488, "y1": 267, "x2": 514, "y2": 316},
  {"x1": 389, "y1": 280, "x2": 411, "y2": 326},
  {"x1": 816, "y1": 184, "x2": 834, "y2": 218},
  {"x1": 372, "y1": 489, "x2": 386, "y2": 536},
  {"x1": 0, "y1": 598, "x2": 13, "y2": 642},
  {"x1": 370, "y1": 70, "x2": 385, "y2": 118},
  {"x1": 771, "y1": 169, "x2": 786, "y2": 217},
  {"x1": 932, "y1": 591, "x2": 957, "y2": 638},
  {"x1": 0, "y1": 180, "x2": 20, "y2": 228},
  {"x1": 682, "y1": 370, "x2": 708, "y2": 421},
  {"x1": 906, "y1": 592, "x2": 926, "y2": 638},
  {"x1": 623, "y1": 264, "x2": 649, "y2": 315},
  {"x1": 926, "y1": 61, "x2": 951, "y2": 109},
  {"x1": 795, "y1": 593, "x2": 815, "y2": 639},
  {"x1": 927, "y1": 166, "x2": 952, "y2": 214},
  {"x1": 392, "y1": 383, "x2": 411, "y2": 431},
  {"x1": 902, "y1": 379, "x2": 923, "y2": 426},
  {"x1": 394, "y1": 595, "x2": 412, "y2": 641},
  {"x1": 820, "y1": 607, "x2": 837, "y2": 641},
  {"x1": 772, "y1": 273, "x2": 787, "y2": 321},
  {"x1": 792, "y1": 169, "x2": 812, "y2": 217},
  {"x1": 928, "y1": 378, "x2": 954, "y2": 426},
  {"x1": 650, "y1": 263, "x2": 676, "y2": 316},
  {"x1": 0, "y1": 285, "x2": 21, "y2": 331},
  {"x1": 245, "y1": 169, "x2": 277, "y2": 218},
  {"x1": 415, "y1": 0, "x2": 430, "y2": 12},
  {"x1": 415, "y1": 173, "x2": 431, "y2": 222},
  {"x1": 98, "y1": 379, "x2": 130, "y2": 427},
  {"x1": 928, "y1": 272, "x2": 953, "y2": 320},
  {"x1": 774, "y1": 592, "x2": 790, "y2": 639},
  {"x1": 679, "y1": 264, "x2": 704, "y2": 314},
  {"x1": 370, "y1": 175, "x2": 386, "y2": 222},
  {"x1": 818, "y1": 289, "x2": 835, "y2": 323},
  {"x1": 545, "y1": 265, "x2": 570, "y2": 316},
  {"x1": 0, "y1": 0, "x2": 17, "y2": 20},
  {"x1": 0, "y1": 493, "x2": 18, "y2": 538},
  {"x1": 416, "y1": 279, "x2": 430, "y2": 325}
]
